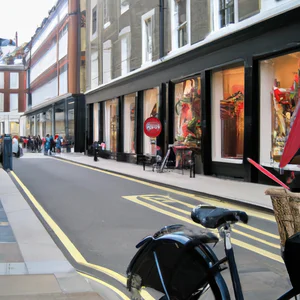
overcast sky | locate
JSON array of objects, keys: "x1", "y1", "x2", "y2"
[{"x1": 0, "y1": 0, "x2": 57, "y2": 46}]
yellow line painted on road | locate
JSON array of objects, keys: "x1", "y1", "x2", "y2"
[
  {"x1": 10, "y1": 171, "x2": 154, "y2": 300},
  {"x1": 137, "y1": 195, "x2": 280, "y2": 249},
  {"x1": 123, "y1": 196, "x2": 283, "y2": 264},
  {"x1": 58, "y1": 158, "x2": 276, "y2": 222},
  {"x1": 78, "y1": 272, "x2": 130, "y2": 300},
  {"x1": 142, "y1": 195, "x2": 279, "y2": 239}
]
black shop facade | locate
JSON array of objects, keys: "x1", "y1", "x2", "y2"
[{"x1": 85, "y1": 8, "x2": 300, "y2": 185}]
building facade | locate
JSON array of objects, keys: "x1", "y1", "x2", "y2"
[
  {"x1": 84, "y1": 0, "x2": 300, "y2": 184},
  {"x1": 0, "y1": 55, "x2": 27, "y2": 136},
  {"x1": 23, "y1": 0, "x2": 86, "y2": 152}
]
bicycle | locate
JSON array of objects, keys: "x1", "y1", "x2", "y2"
[{"x1": 127, "y1": 205, "x2": 300, "y2": 300}]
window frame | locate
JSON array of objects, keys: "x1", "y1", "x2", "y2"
[
  {"x1": 211, "y1": 62, "x2": 245, "y2": 164},
  {"x1": 103, "y1": 0, "x2": 111, "y2": 29},
  {"x1": 102, "y1": 40, "x2": 112, "y2": 84},
  {"x1": 141, "y1": 9, "x2": 155, "y2": 65},
  {"x1": 92, "y1": 6, "x2": 97, "y2": 35},
  {"x1": 119, "y1": 26, "x2": 131, "y2": 76},
  {"x1": 170, "y1": 0, "x2": 191, "y2": 51},
  {"x1": 10, "y1": 93, "x2": 19, "y2": 113},
  {"x1": 120, "y1": 0, "x2": 129, "y2": 15},
  {"x1": 10, "y1": 72, "x2": 19, "y2": 89},
  {"x1": 212, "y1": 0, "x2": 239, "y2": 31}
]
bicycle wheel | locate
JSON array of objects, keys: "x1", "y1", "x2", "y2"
[{"x1": 157, "y1": 271, "x2": 230, "y2": 300}]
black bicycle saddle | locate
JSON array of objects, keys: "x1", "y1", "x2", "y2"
[{"x1": 191, "y1": 205, "x2": 248, "y2": 229}]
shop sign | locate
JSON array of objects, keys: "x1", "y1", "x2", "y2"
[{"x1": 144, "y1": 117, "x2": 162, "y2": 138}]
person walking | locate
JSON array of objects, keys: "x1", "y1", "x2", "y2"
[
  {"x1": 44, "y1": 134, "x2": 51, "y2": 155},
  {"x1": 56, "y1": 135, "x2": 62, "y2": 154},
  {"x1": 12, "y1": 136, "x2": 19, "y2": 157}
]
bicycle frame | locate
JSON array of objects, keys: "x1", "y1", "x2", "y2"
[{"x1": 220, "y1": 224, "x2": 244, "y2": 300}]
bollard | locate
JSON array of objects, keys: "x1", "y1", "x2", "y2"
[{"x1": 3, "y1": 134, "x2": 13, "y2": 171}]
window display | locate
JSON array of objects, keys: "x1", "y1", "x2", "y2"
[
  {"x1": 143, "y1": 88, "x2": 159, "y2": 155},
  {"x1": 55, "y1": 103, "x2": 65, "y2": 137},
  {"x1": 212, "y1": 66, "x2": 244, "y2": 161},
  {"x1": 104, "y1": 98, "x2": 118, "y2": 152},
  {"x1": 124, "y1": 93, "x2": 136, "y2": 153},
  {"x1": 260, "y1": 52, "x2": 300, "y2": 164},
  {"x1": 67, "y1": 100, "x2": 75, "y2": 147},
  {"x1": 174, "y1": 77, "x2": 201, "y2": 150}
]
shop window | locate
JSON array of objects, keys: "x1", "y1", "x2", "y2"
[
  {"x1": 124, "y1": 93, "x2": 136, "y2": 153},
  {"x1": 55, "y1": 103, "x2": 65, "y2": 137},
  {"x1": 212, "y1": 65, "x2": 245, "y2": 162},
  {"x1": 174, "y1": 77, "x2": 201, "y2": 149},
  {"x1": 260, "y1": 52, "x2": 300, "y2": 165},
  {"x1": 103, "y1": 40, "x2": 111, "y2": 84},
  {"x1": 10, "y1": 73, "x2": 19, "y2": 89},
  {"x1": 10, "y1": 94, "x2": 18, "y2": 112},
  {"x1": 10, "y1": 122, "x2": 19, "y2": 137},
  {"x1": 67, "y1": 100, "x2": 75, "y2": 147},
  {"x1": 104, "y1": 98, "x2": 118, "y2": 152},
  {"x1": 142, "y1": 9, "x2": 154, "y2": 64},
  {"x1": 171, "y1": 0, "x2": 190, "y2": 49},
  {"x1": 143, "y1": 88, "x2": 159, "y2": 155},
  {"x1": 46, "y1": 109, "x2": 52, "y2": 137}
]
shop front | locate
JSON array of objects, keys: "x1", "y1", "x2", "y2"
[
  {"x1": 85, "y1": 7, "x2": 300, "y2": 184},
  {"x1": 24, "y1": 94, "x2": 85, "y2": 152}
]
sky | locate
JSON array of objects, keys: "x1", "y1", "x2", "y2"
[{"x1": 0, "y1": 0, "x2": 58, "y2": 46}]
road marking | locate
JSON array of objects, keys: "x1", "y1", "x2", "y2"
[
  {"x1": 142, "y1": 195, "x2": 279, "y2": 240},
  {"x1": 123, "y1": 195, "x2": 283, "y2": 264},
  {"x1": 10, "y1": 171, "x2": 154, "y2": 300},
  {"x1": 78, "y1": 272, "x2": 130, "y2": 300},
  {"x1": 58, "y1": 158, "x2": 276, "y2": 222},
  {"x1": 137, "y1": 195, "x2": 280, "y2": 249}
]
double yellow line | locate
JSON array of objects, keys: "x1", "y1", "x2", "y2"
[
  {"x1": 10, "y1": 171, "x2": 154, "y2": 300},
  {"x1": 122, "y1": 195, "x2": 283, "y2": 263}
]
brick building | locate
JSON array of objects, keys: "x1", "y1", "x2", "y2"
[
  {"x1": 22, "y1": 0, "x2": 86, "y2": 152},
  {"x1": 0, "y1": 58, "x2": 26, "y2": 136}
]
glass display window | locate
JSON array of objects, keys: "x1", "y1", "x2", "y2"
[
  {"x1": 212, "y1": 65, "x2": 245, "y2": 162},
  {"x1": 55, "y1": 103, "x2": 65, "y2": 137},
  {"x1": 124, "y1": 93, "x2": 136, "y2": 153},
  {"x1": 143, "y1": 87, "x2": 159, "y2": 155},
  {"x1": 104, "y1": 98, "x2": 118, "y2": 152},
  {"x1": 174, "y1": 77, "x2": 201, "y2": 150},
  {"x1": 46, "y1": 108, "x2": 52, "y2": 137},
  {"x1": 67, "y1": 100, "x2": 75, "y2": 147},
  {"x1": 260, "y1": 52, "x2": 300, "y2": 164}
]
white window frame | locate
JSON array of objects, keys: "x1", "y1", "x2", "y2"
[
  {"x1": 103, "y1": 40, "x2": 112, "y2": 84},
  {"x1": 10, "y1": 93, "x2": 19, "y2": 113},
  {"x1": 0, "y1": 72, "x2": 4, "y2": 89},
  {"x1": 212, "y1": 0, "x2": 239, "y2": 31},
  {"x1": 103, "y1": 0, "x2": 111, "y2": 29},
  {"x1": 141, "y1": 9, "x2": 155, "y2": 66},
  {"x1": 120, "y1": 0, "x2": 129, "y2": 15},
  {"x1": 91, "y1": 5, "x2": 97, "y2": 37},
  {"x1": 10, "y1": 73, "x2": 19, "y2": 89},
  {"x1": 170, "y1": 0, "x2": 191, "y2": 51},
  {"x1": 119, "y1": 26, "x2": 131, "y2": 76}
]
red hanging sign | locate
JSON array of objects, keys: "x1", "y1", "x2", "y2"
[{"x1": 144, "y1": 117, "x2": 162, "y2": 138}]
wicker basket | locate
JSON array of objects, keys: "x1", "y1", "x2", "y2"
[{"x1": 265, "y1": 188, "x2": 300, "y2": 251}]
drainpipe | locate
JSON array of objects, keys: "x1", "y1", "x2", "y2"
[{"x1": 159, "y1": 0, "x2": 165, "y2": 59}]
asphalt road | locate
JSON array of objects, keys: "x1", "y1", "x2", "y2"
[{"x1": 13, "y1": 154, "x2": 293, "y2": 300}]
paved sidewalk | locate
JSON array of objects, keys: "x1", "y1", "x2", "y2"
[
  {"x1": 0, "y1": 168, "x2": 120, "y2": 300},
  {"x1": 54, "y1": 152, "x2": 276, "y2": 210}
]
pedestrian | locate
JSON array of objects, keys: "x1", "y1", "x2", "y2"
[
  {"x1": 12, "y1": 136, "x2": 19, "y2": 157},
  {"x1": 50, "y1": 135, "x2": 55, "y2": 153},
  {"x1": 44, "y1": 134, "x2": 51, "y2": 155},
  {"x1": 56, "y1": 135, "x2": 62, "y2": 154}
]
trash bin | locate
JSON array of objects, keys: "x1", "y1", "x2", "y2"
[{"x1": 2, "y1": 134, "x2": 13, "y2": 170}]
